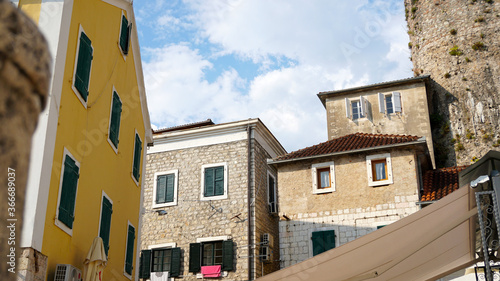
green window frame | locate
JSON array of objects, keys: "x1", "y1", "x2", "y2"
[
  {"x1": 139, "y1": 247, "x2": 181, "y2": 278},
  {"x1": 99, "y1": 195, "x2": 113, "y2": 256},
  {"x1": 311, "y1": 230, "x2": 336, "y2": 256},
  {"x1": 203, "y1": 166, "x2": 224, "y2": 197},
  {"x1": 74, "y1": 30, "x2": 93, "y2": 103},
  {"x1": 124, "y1": 224, "x2": 135, "y2": 275},
  {"x1": 132, "y1": 133, "x2": 142, "y2": 183},
  {"x1": 156, "y1": 174, "x2": 175, "y2": 204},
  {"x1": 189, "y1": 240, "x2": 234, "y2": 273},
  {"x1": 108, "y1": 91, "x2": 122, "y2": 149},
  {"x1": 57, "y1": 154, "x2": 80, "y2": 229},
  {"x1": 119, "y1": 14, "x2": 131, "y2": 55}
]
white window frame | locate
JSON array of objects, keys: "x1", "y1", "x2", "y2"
[
  {"x1": 54, "y1": 148, "x2": 80, "y2": 236},
  {"x1": 195, "y1": 236, "x2": 230, "y2": 279},
  {"x1": 147, "y1": 242, "x2": 177, "y2": 281},
  {"x1": 71, "y1": 25, "x2": 93, "y2": 109},
  {"x1": 345, "y1": 96, "x2": 367, "y2": 120},
  {"x1": 152, "y1": 170, "x2": 179, "y2": 208},
  {"x1": 308, "y1": 226, "x2": 339, "y2": 258},
  {"x1": 267, "y1": 171, "x2": 277, "y2": 213},
  {"x1": 123, "y1": 221, "x2": 135, "y2": 280},
  {"x1": 131, "y1": 129, "x2": 142, "y2": 186},
  {"x1": 107, "y1": 86, "x2": 122, "y2": 153},
  {"x1": 378, "y1": 92, "x2": 402, "y2": 115},
  {"x1": 200, "y1": 162, "x2": 228, "y2": 201},
  {"x1": 312, "y1": 161, "x2": 335, "y2": 194},
  {"x1": 366, "y1": 153, "x2": 393, "y2": 187}
]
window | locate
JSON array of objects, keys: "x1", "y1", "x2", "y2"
[
  {"x1": 201, "y1": 163, "x2": 228, "y2": 200},
  {"x1": 189, "y1": 238, "x2": 234, "y2": 273},
  {"x1": 72, "y1": 26, "x2": 93, "y2": 105},
  {"x1": 267, "y1": 172, "x2": 277, "y2": 213},
  {"x1": 378, "y1": 92, "x2": 402, "y2": 115},
  {"x1": 108, "y1": 89, "x2": 122, "y2": 151},
  {"x1": 119, "y1": 14, "x2": 132, "y2": 55},
  {"x1": 366, "y1": 153, "x2": 393, "y2": 187},
  {"x1": 55, "y1": 149, "x2": 80, "y2": 234},
  {"x1": 345, "y1": 96, "x2": 367, "y2": 120},
  {"x1": 311, "y1": 230, "x2": 336, "y2": 256},
  {"x1": 312, "y1": 162, "x2": 335, "y2": 194},
  {"x1": 132, "y1": 132, "x2": 142, "y2": 184},
  {"x1": 153, "y1": 170, "x2": 178, "y2": 208},
  {"x1": 99, "y1": 193, "x2": 113, "y2": 256},
  {"x1": 139, "y1": 244, "x2": 181, "y2": 278},
  {"x1": 124, "y1": 223, "x2": 135, "y2": 277}
]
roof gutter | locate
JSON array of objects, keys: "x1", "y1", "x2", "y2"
[{"x1": 268, "y1": 138, "x2": 427, "y2": 165}]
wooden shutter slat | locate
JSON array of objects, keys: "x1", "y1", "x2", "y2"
[
  {"x1": 222, "y1": 240, "x2": 234, "y2": 271},
  {"x1": 156, "y1": 175, "x2": 167, "y2": 204},
  {"x1": 109, "y1": 91, "x2": 122, "y2": 147},
  {"x1": 393, "y1": 92, "x2": 402, "y2": 112},
  {"x1": 74, "y1": 31, "x2": 93, "y2": 102},
  {"x1": 165, "y1": 174, "x2": 175, "y2": 202},
  {"x1": 99, "y1": 197, "x2": 113, "y2": 256},
  {"x1": 139, "y1": 250, "x2": 152, "y2": 279},
  {"x1": 170, "y1": 247, "x2": 181, "y2": 277},
  {"x1": 204, "y1": 168, "x2": 215, "y2": 196},
  {"x1": 133, "y1": 134, "x2": 142, "y2": 181},
  {"x1": 189, "y1": 243, "x2": 201, "y2": 273},
  {"x1": 119, "y1": 15, "x2": 129, "y2": 54},
  {"x1": 214, "y1": 166, "x2": 224, "y2": 196},
  {"x1": 125, "y1": 225, "x2": 135, "y2": 274},
  {"x1": 58, "y1": 155, "x2": 79, "y2": 228}
]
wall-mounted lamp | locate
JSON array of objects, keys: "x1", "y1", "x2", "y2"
[{"x1": 142, "y1": 209, "x2": 167, "y2": 215}]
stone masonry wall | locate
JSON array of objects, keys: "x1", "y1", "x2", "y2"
[
  {"x1": 143, "y1": 140, "x2": 250, "y2": 280},
  {"x1": 17, "y1": 248, "x2": 48, "y2": 281},
  {"x1": 276, "y1": 148, "x2": 422, "y2": 267},
  {"x1": 405, "y1": 0, "x2": 500, "y2": 167}
]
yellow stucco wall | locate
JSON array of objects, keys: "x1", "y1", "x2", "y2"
[
  {"x1": 41, "y1": 1, "x2": 146, "y2": 280},
  {"x1": 18, "y1": 0, "x2": 42, "y2": 23}
]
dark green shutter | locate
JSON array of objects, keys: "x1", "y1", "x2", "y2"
[
  {"x1": 109, "y1": 91, "x2": 122, "y2": 148},
  {"x1": 99, "y1": 197, "x2": 113, "y2": 256},
  {"x1": 139, "y1": 250, "x2": 151, "y2": 279},
  {"x1": 170, "y1": 247, "x2": 181, "y2": 277},
  {"x1": 125, "y1": 225, "x2": 135, "y2": 275},
  {"x1": 312, "y1": 230, "x2": 335, "y2": 256},
  {"x1": 156, "y1": 175, "x2": 167, "y2": 204},
  {"x1": 214, "y1": 166, "x2": 224, "y2": 196},
  {"x1": 133, "y1": 134, "x2": 142, "y2": 181},
  {"x1": 119, "y1": 15, "x2": 130, "y2": 54},
  {"x1": 58, "y1": 155, "x2": 79, "y2": 228},
  {"x1": 74, "y1": 31, "x2": 93, "y2": 102},
  {"x1": 222, "y1": 240, "x2": 234, "y2": 271},
  {"x1": 189, "y1": 243, "x2": 201, "y2": 273},
  {"x1": 204, "y1": 168, "x2": 214, "y2": 196},
  {"x1": 165, "y1": 174, "x2": 175, "y2": 202}
]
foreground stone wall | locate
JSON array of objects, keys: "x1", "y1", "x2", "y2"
[{"x1": 405, "y1": 0, "x2": 500, "y2": 167}]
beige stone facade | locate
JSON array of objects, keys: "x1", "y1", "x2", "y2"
[
  {"x1": 272, "y1": 145, "x2": 430, "y2": 268},
  {"x1": 141, "y1": 119, "x2": 285, "y2": 281},
  {"x1": 318, "y1": 76, "x2": 435, "y2": 167}
]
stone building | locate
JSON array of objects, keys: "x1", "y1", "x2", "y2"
[
  {"x1": 269, "y1": 133, "x2": 432, "y2": 268},
  {"x1": 140, "y1": 119, "x2": 286, "y2": 280},
  {"x1": 405, "y1": 0, "x2": 500, "y2": 167}
]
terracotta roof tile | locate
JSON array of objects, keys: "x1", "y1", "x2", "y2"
[
  {"x1": 274, "y1": 133, "x2": 421, "y2": 161},
  {"x1": 421, "y1": 166, "x2": 469, "y2": 202}
]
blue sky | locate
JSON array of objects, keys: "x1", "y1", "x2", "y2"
[{"x1": 133, "y1": 0, "x2": 413, "y2": 153}]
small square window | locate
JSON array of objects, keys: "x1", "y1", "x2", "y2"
[
  {"x1": 201, "y1": 163, "x2": 228, "y2": 200},
  {"x1": 153, "y1": 170, "x2": 178, "y2": 208},
  {"x1": 312, "y1": 162, "x2": 335, "y2": 194},
  {"x1": 366, "y1": 153, "x2": 393, "y2": 187}
]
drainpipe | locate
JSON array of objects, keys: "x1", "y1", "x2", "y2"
[{"x1": 247, "y1": 124, "x2": 253, "y2": 281}]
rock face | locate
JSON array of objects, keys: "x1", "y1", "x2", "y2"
[
  {"x1": 405, "y1": 0, "x2": 500, "y2": 167},
  {"x1": 0, "y1": 1, "x2": 51, "y2": 281}
]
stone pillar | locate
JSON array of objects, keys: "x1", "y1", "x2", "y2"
[{"x1": 0, "y1": 1, "x2": 51, "y2": 281}]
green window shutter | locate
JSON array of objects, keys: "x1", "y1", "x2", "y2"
[
  {"x1": 189, "y1": 243, "x2": 201, "y2": 273},
  {"x1": 139, "y1": 250, "x2": 152, "y2": 279},
  {"x1": 214, "y1": 166, "x2": 224, "y2": 196},
  {"x1": 165, "y1": 174, "x2": 175, "y2": 203},
  {"x1": 58, "y1": 155, "x2": 79, "y2": 228},
  {"x1": 170, "y1": 247, "x2": 181, "y2": 277},
  {"x1": 204, "y1": 168, "x2": 215, "y2": 197},
  {"x1": 119, "y1": 15, "x2": 130, "y2": 54},
  {"x1": 204, "y1": 166, "x2": 224, "y2": 197},
  {"x1": 156, "y1": 175, "x2": 167, "y2": 204},
  {"x1": 222, "y1": 240, "x2": 234, "y2": 271},
  {"x1": 74, "y1": 31, "x2": 93, "y2": 102},
  {"x1": 133, "y1": 134, "x2": 142, "y2": 181},
  {"x1": 125, "y1": 225, "x2": 135, "y2": 275},
  {"x1": 99, "y1": 196, "x2": 113, "y2": 256},
  {"x1": 109, "y1": 91, "x2": 122, "y2": 148},
  {"x1": 312, "y1": 230, "x2": 335, "y2": 256}
]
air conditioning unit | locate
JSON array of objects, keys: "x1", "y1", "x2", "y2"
[
  {"x1": 262, "y1": 233, "x2": 274, "y2": 247},
  {"x1": 54, "y1": 264, "x2": 82, "y2": 281},
  {"x1": 259, "y1": 245, "x2": 272, "y2": 263}
]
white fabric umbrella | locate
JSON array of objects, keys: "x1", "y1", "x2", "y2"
[{"x1": 83, "y1": 237, "x2": 107, "y2": 281}]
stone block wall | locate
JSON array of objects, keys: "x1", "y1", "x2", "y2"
[
  {"x1": 17, "y1": 248, "x2": 48, "y2": 281},
  {"x1": 405, "y1": 0, "x2": 500, "y2": 167}
]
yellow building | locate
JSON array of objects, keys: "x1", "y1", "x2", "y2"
[{"x1": 15, "y1": 0, "x2": 152, "y2": 280}]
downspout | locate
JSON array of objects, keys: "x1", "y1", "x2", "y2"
[{"x1": 247, "y1": 124, "x2": 254, "y2": 281}]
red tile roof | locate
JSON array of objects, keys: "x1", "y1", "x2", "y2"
[
  {"x1": 274, "y1": 133, "x2": 422, "y2": 162},
  {"x1": 421, "y1": 166, "x2": 469, "y2": 202}
]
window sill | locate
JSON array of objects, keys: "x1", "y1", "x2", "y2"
[
  {"x1": 368, "y1": 179, "x2": 393, "y2": 187},
  {"x1": 54, "y1": 218, "x2": 73, "y2": 236},
  {"x1": 200, "y1": 194, "x2": 228, "y2": 201},
  {"x1": 152, "y1": 202, "x2": 177, "y2": 208},
  {"x1": 313, "y1": 188, "x2": 335, "y2": 194}
]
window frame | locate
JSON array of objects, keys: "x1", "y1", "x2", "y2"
[
  {"x1": 131, "y1": 130, "x2": 143, "y2": 185},
  {"x1": 152, "y1": 170, "x2": 179, "y2": 208},
  {"x1": 123, "y1": 221, "x2": 136, "y2": 279},
  {"x1": 191, "y1": 236, "x2": 233, "y2": 274},
  {"x1": 71, "y1": 25, "x2": 93, "y2": 108},
  {"x1": 98, "y1": 191, "x2": 113, "y2": 257},
  {"x1": 54, "y1": 148, "x2": 81, "y2": 236},
  {"x1": 309, "y1": 226, "x2": 338, "y2": 257},
  {"x1": 312, "y1": 161, "x2": 335, "y2": 194},
  {"x1": 366, "y1": 153, "x2": 393, "y2": 187},
  {"x1": 200, "y1": 162, "x2": 228, "y2": 201},
  {"x1": 107, "y1": 87, "x2": 122, "y2": 153},
  {"x1": 378, "y1": 92, "x2": 402, "y2": 115},
  {"x1": 267, "y1": 171, "x2": 278, "y2": 213},
  {"x1": 345, "y1": 96, "x2": 367, "y2": 120},
  {"x1": 140, "y1": 242, "x2": 180, "y2": 278}
]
